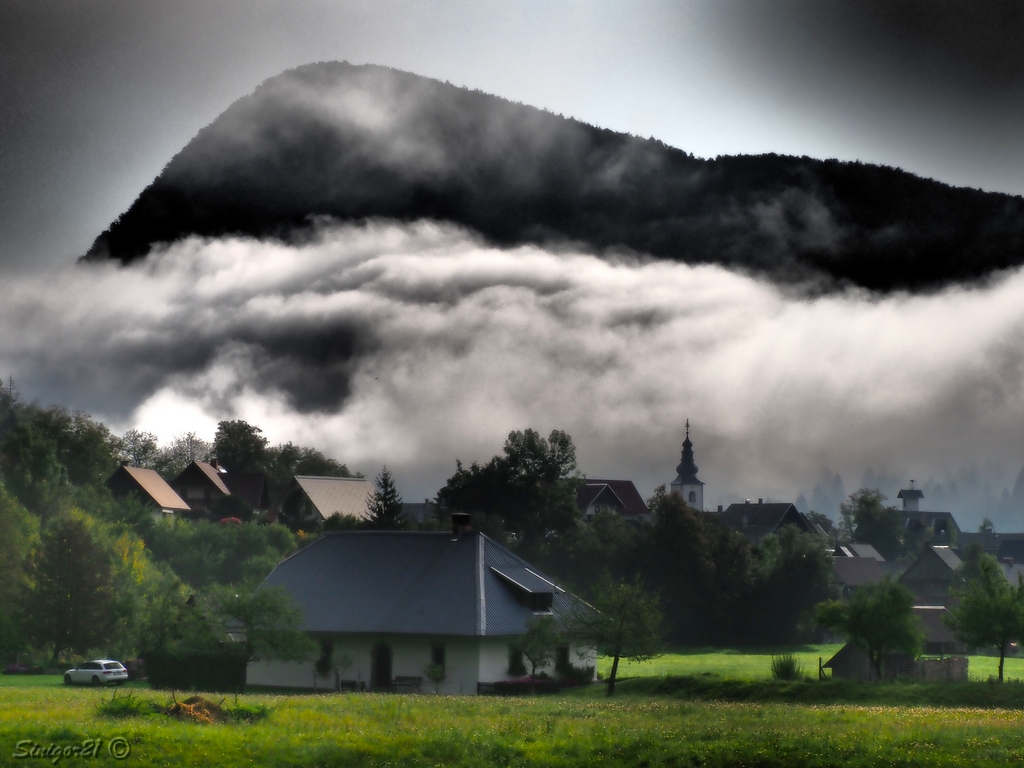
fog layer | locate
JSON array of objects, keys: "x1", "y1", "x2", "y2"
[{"x1": 5, "y1": 220, "x2": 1024, "y2": 524}]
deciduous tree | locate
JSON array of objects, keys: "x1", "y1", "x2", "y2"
[
  {"x1": 437, "y1": 428, "x2": 582, "y2": 549},
  {"x1": 120, "y1": 429, "x2": 159, "y2": 468},
  {"x1": 947, "y1": 555, "x2": 1024, "y2": 682},
  {"x1": 816, "y1": 577, "x2": 922, "y2": 680},
  {"x1": 209, "y1": 585, "x2": 315, "y2": 665},
  {"x1": 569, "y1": 576, "x2": 663, "y2": 696},
  {"x1": 518, "y1": 615, "x2": 560, "y2": 683},
  {"x1": 213, "y1": 420, "x2": 268, "y2": 473},
  {"x1": 25, "y1": 512, "x2": 115, "y2": 661},
  {"x1": 839, "y1": 489, "x2": 904, "y2": 560}
]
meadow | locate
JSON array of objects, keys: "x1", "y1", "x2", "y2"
[
  {"x1": 6, "y1": 683, "x2": 1024, "y2": 768},
  {"x1": 597, "y1": 644, "x2": 1024, "y2": 682},
  {"x1": 6, "y1": 648, "x2": 1024, "y2": 767}
]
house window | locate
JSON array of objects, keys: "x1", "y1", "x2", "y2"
[
  {"x1": 431, "y1": 643, "x2": 446, "y2": 670},
  {"x1": 508, "y1": 647, "x2": 526, "y2": 676},
  {"x1": 688, "y1": 491, "x2": 697, "y2": 503}
]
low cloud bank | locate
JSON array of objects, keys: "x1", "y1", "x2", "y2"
[{"x1": 5, "y1": 219, "x2": 1024, "y2": 522}]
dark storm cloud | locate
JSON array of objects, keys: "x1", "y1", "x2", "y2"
[
  {"x1": 738, "y1": 0, "x2": 1024, "y2": 95},
  {"x1": 5, "y1": 219, "x2": 1024, "y2": 522}
]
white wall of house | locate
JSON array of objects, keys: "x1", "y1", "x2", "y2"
[
  {"x1": 248, "y1": 633, "x2": 597, "y2": 692},
  {"x1": 249, "y1": 634, "x2": 484, "y2": 694}
]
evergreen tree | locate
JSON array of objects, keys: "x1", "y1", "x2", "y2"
[{"x1": 366, "y1": 465, "x2": 405, "y2": 530}]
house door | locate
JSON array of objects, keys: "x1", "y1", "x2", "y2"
[{"x1": 371, "y1": 643, "x2": 392, "y2": 690}]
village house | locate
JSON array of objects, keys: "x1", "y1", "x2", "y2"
[
  {"x1": 712, "y1": 500, "x2": 817, "y2": 546},
  {"x1": 832, "y1": 557, "x2": 887, "y2": 599},
  {"x1": 823, "y1": 605, "x2": 967, "y2": 682},
  {"x1": 268, "y1": 475, "x2": 374, "y2": 526},
  {"x1": 170, "y1": 459, "x2": 270, "y2": 516},
  {"x1": 898, "y1": 545, "x2": 962, "y2": 607},
  {"x1": 106, "y1": 464, "x2": 190, "y2": 518},
  {"x1": 577, "y1": 478, "x2": 648, "y2": 522},
  {"x1": 897, "y1": 486, "x2": 961, "y2": 544},
  {"x1": 246, "y1": 520, "x2": 595, "y2": 693}
]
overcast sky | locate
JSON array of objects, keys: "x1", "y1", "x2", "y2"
[
  {"x1": 3, "y1": 0, "x2": 1024, "y2": 522},
  {"x1": 3, "y1": 0, "x2": 1024, "y2": 272}
]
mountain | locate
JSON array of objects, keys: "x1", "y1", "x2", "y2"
[{"x1": 85, "y1": 62, "x2": 1024, "y2": 292}]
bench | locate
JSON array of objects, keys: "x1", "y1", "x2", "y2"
[{"x1": 393, "y1": 676, "x2": 422, "y2": 693}]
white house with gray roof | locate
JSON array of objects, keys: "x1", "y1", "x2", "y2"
[{"x1": 246, "y1": 526, "x2": 595, "y2": 693}]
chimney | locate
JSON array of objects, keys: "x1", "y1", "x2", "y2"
[
  {"x1": 451, "y1": 512, "x2": 471, "y2": 537},
  {"x1": 210, "y1": 457, "x2": 220, "y2": 470},
  {"x1": 758, "y1": 498, "x2": 763, "y2": 504},
  {"x1": 717, "y1": 505, "x2": 723, "y2": 513},
  {"x1": 120, "y1": 459, "x2": 130, "y2": 467},
  {"x1": 744, "y1": 499, "x2": 750, "y2": 505}
]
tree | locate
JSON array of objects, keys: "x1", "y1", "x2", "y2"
[
  {"x1": 839, "y1": 489, "x2": 904, "y2": 559},
  {"x1": 641, "y1": 490, "x2": 753, "y2": 645},
  {"x1": 947, "y1": 555, "x2": 1024, "y2": 682},
  {"x1": 569, "y1": 577, "x2": 663, "y2": 696},
  {"x1": 0, "y1": 483, "x2": 37, "y2": 660},
  {"x1": 436, "y1": 428, "x2": 582, "y2": 549},
  {"x1": 209, "y1": 585, "x2": 315, "y2": 665},
  {"x1": 213, "y1": 420, "x2": 268, "y2": 473},
  {"x1": 748, "y1": 526, "x2": 836, "y2": 644},
  {"x1": 24, "y1": 512, "x2": 115, "y2": 661},
  {"x1": 265, "y1": 442, "x2": 353, "y2": 500},
  {"x1": 0, "y1": 421, "x2": 68, "y2": 520},
  {"x1": 816, "y1": 577, "x2": 922, "y2": 680},
  {"x1": 424, "y1": 662, "x2": 447, "y2": 694},
  {"x1": 120, "y1": 429, "x2": 159, "y2": 468},
  {"x1": 366, "y1": 465, "x2": 405, "y2": 529},
  {"x1": 155, "y1": 431, "x2": 212, "y2": 479},
  {"x1": 518, "y1": 615, "x2": 560, "y2": 688}
]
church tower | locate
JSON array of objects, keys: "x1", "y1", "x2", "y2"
[{"x1": 669, "y1": 420, "x2": 704, "y2": 510}]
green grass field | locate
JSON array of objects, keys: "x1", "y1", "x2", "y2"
[
  {"x1": 6, "y1": 647, "x2": 1024, "y2": 766},
  {"x1": 5, "y1": 684, "x2": 1024, "y2": 767},
  {"x1": 596, "y1": 645, "x2": 1024, "y2": 682}
]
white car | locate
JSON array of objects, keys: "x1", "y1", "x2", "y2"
[{"x1": 63, "y1": 660, "x2": 128, "y2": 686}]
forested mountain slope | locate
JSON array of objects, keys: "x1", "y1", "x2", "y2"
[{"x1": 86, "y1": 61, "x2": 1024, "y2": 292}]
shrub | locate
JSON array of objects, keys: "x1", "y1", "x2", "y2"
[
  {"x1": 97, "y1": 691, "x2": 153, "y2": 719},
  {"x1": 770, "y1": 653, "x2": 803, "y2": 681},
  {"x1": 226, "y1": 702, "x2": 270, "y2": 723}
]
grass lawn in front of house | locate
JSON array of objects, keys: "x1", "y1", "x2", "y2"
[{"x1": 9, "y1": 683, "x2": 1024, "y2": 767}]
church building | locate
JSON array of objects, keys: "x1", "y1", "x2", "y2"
[{"x1": 669, "y1": 420, "x2": 704, "y2": 510}]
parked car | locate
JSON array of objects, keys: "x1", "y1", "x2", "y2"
[{"x1": 63, "y1": 660, "x2": 128, "y2": 686}]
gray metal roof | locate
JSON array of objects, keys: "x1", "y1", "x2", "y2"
[
  {"x1": 259, "y1": 531, "x2": 584, "y2": 638},
  {"x1": 490, "y1": 566, "x2": 561, "y2": 595}
]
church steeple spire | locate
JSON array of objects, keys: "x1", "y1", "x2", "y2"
[{"x1": 670, "y1": 419, "x2": 704, "y2": 508}]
